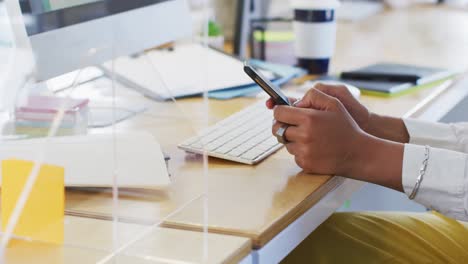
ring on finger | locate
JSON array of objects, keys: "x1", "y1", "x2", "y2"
[{"x1": 275, "y1": 124, "x2": 290, "y2": 144}]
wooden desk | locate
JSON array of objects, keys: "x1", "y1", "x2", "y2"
[
  {"x1": 59, "y1": 5, "x2": 468, "y2": 263},
  {"x1": 2, "y1": 216, "x2": 251, "y2": 264}
]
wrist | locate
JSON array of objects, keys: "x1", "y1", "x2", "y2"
[
  {"x1": 365, "y1": 114, "x2": 410, "y2": 143},
  {"x1": 345, "y1": 133, "x2": 405, "y2": 191},
  {"x1": 365, "y1": 113, "x2": 382, "y2": 137},
  {"x1": 340, "y1": 131, "x2": 374, "y2": 178}
]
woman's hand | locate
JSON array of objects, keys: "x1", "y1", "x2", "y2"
[
  {"x1": 272, "y1": 88, "x2": 367, "y2": 176},
  {"x1": 266, "y1": 83, "x2": 372, "y2": 132},
  {"x1": 311, "y1": 83, "x2": 372, "y2": 132},
  {"x1": 267, "y1": 83, "x2": 410, "y2": 143},
  {"x1": 313, "y1": 84, "x2": 409, "y2": 143},
  {"x1": 266, "y1": 97, "x2": 299, "y2": 109},
  {"x1": 271, "y1": 87, "x2": 406, "y2": 192}
]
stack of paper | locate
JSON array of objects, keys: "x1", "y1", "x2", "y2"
[
  {"x1": 104, "y1": 43, "x2": 276, "y2": 100},
  {"x1": 0, "y1": 132, "x2": 170, "y2": 188},
  {"x1": 14, "y1": 96, "x2": 89, "y2": 136}
]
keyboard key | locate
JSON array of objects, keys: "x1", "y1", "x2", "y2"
[
  {"x1": 223, "y1": 141, "x2": 242, "y2": 150},
  {"x1": 256, "y1": 144, "x2": 274, "y2": 152},
  {"x1": 252, "y1": 134, "x2": 269, "y2": 143},
  {"x1": 244, "y1": 136, "x2": 263, "y2": 147},
  {"x1": 215, "y1": 146, "x2": 233, "y2": 155},
  {"x1": 234, "y1": 144, "x2": 254, "y2": 153},
  {"x1": 202, "y1": 131, "x2": 224, "y2": 142},
  {"x1": 264, "y1": 137, "x2": 279, "y2": 146},
  {"x1": 205, "y1": 142, "x2": 224, "y2": 151},
  {"x1": 241, "y1": 149, "x2": 265, "y2": 160},
  {"x1": 227, "y1": 148, "x2": 246, "y2": 157}
]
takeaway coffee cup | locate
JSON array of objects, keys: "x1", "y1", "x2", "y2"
[{"x1": 292, "y1": 0, "x2": 340, "y2": 74}]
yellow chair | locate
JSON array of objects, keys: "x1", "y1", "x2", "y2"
[{"x1": 282, "y1": 212, "x2": 468, "y2": 263}]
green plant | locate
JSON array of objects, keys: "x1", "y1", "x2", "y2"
[{"x1": 208, "y1": 20, "x2": 223, "y2": 37}]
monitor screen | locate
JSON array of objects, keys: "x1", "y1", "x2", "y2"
[
  {"x1": 38, "y1": 0, "x2": 103, "y2": 12},
  {"x1": 20, "y1": 0, "x2": 170, "y2": 36}
]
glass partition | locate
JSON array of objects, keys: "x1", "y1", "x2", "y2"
[{"x1": 0, "y1": 0, "x2": 216, "y2": 262}]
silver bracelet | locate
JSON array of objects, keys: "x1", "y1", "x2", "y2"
[{"x1": 409, "y1": 145, "x2": 431, "y2": 200}]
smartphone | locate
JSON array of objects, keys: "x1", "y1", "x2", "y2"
[{"x1": 243, "y1": 62, "x2": 291, "y2": 106}]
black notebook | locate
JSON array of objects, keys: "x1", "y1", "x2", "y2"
[
  {"x1": 335, "y1": 63, "x2": 453, "y2": 96},
  {"x1": 341, "y1": 63, "x2": 452, "y2": 86}
]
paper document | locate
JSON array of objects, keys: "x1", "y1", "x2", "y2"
[
  {"x1": 105, "y1": 43, "x2": 275, "y2": 100},
  {"x1": 0, "y1": 132, "x2": 170, "y2": 188}
]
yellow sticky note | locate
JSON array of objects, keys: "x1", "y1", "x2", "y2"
[{"x1": 1, "y1": 160, "x2": 64, "y2": 245}]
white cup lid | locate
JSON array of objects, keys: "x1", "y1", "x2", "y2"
[{"x1": 291, "y1": 0, "x2": 340, "y2": 10}]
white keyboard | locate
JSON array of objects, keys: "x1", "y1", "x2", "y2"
[{"x1": 178, "y1": 102, "x2": 283, "y2": 165}]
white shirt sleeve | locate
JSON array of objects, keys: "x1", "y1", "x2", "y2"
[
  {"x1": 404, "y1": 118, "x2": 468, "y2": 153},
  {"x1": 403, "y1": 145, "x2": 468, "y2": 221},
  {"x1": 402, "y1": 119, "x2": 468, "y2": 221}
]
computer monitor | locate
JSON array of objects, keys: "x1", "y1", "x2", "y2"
[
  {"x1": 5, "y1": 0, "x2": 192, "y2": 81},
  {"x1": 234, "y1": 0, "x2": 270, "y2": 58}
]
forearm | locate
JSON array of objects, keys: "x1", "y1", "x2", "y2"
[
  {"x1": 347, "y1": 134, "x2": 405, "y2": 192},
  {"x1": 366, "y1": 113, "x2": 410, "y2": 144}
]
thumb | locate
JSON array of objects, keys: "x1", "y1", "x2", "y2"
[{"x1": 296, "y1": 88, "x2": 341, "y2": 111}]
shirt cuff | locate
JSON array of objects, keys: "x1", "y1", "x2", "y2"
[
  {"x1": 403, "y1": 144, "x2": 467, "y2": 217},
  {"x1": 404, "y1": 118, "x2": 459, "y2": 150}
]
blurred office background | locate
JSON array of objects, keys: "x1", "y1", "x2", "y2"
[{"x1": 194, "y1": 0, "x2": 467, "y2": 41}]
